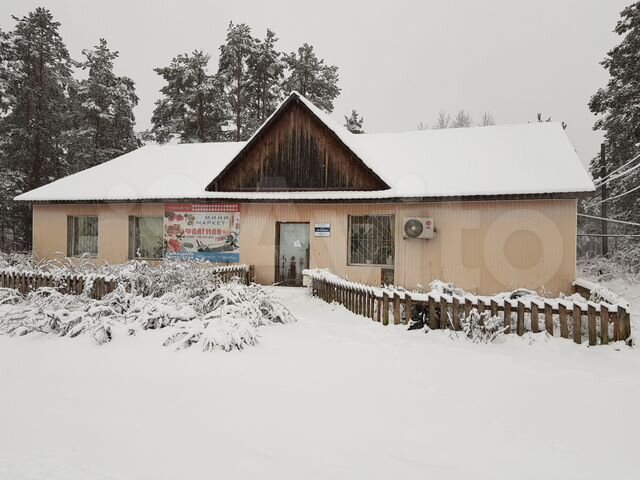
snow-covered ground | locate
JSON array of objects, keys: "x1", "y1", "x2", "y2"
[{"x1": 1, "y1": 286, "x2": 639, "y2": 480}]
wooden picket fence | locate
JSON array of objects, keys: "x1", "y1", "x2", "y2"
[
  {"x1": 212, "y1": 264, "x2": 255, "y2": 285},
  {"x1": 0, "y1": 270, "x2": 117, "y2": 299},
  {"x1": 0, "y1": 264, "x2": 255, "y2": 300},
  {"x1": 309, "y1": 274, "x2": 632, "y2": 346}
]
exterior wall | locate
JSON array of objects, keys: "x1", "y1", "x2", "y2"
[
  {"x1": 239, "y1": 199, "x2": 577, "y2": 295},
  {"x1": 33, "y1": 203, "x2": 164, "y2": 264},
  {"x1": 32, "y1": 198, "x2": 577, "y2": 295}
]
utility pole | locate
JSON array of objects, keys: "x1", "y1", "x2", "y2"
[{"x1": 600, "y1": 143, "x2": 609, "y2": 256}]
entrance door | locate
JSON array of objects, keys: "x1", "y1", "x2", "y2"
[{"x1": 276, "y1": 223, "x2": 310, "y2": 286}]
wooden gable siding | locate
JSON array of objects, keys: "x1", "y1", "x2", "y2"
[{"x1": 209, "y1": 100, "x2": 388, "y2": 191}]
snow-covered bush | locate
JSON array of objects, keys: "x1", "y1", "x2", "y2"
[
  {"x1": 578, "y1": 253, "x2": 640, "y2": 283},
  {"x1": 0, "y1": 277, "x2": 295, "y2": 352},
  {"x1": 459, "y1": 308, "x2": 506, "y2": 344}
]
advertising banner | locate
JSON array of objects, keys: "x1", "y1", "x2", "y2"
[{"x1": 164, "y1": 204, "x2": 240, "y2": 262}]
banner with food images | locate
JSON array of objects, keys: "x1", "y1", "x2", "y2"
[{"x1": 164, "y1": 204, "x2": 240, "y2": 262}]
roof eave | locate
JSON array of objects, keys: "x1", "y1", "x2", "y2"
[{"x1": 18, "y1": 190, "x2": 593, "y2": 205}]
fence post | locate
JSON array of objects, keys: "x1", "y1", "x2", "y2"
[
  {"x1": 393, "y1": 293, "x2": 401, "y2": 325},
  {"x1": 619, "y1": 306, "x2": 630, "y2": 343},
  {"x1": 439, "y1": 297, "x2": 448, "y2": 329},
  {"x1": 464, "y1": 298, "x2": 473, "y2": 320},
  {"x1": 404, "y1": 294, "x2": 412, "y2": 325},
  {"x1": 477, "y1": 299, "x2": 485, "y2": 315},
  {"x1": 503, "y1": 300, "x2": 512, "y2": 334},
  {"x1": 490, "y1": 299, "x2": 498, "y2": 318},
  {"x1": 382, "y1": 292, "x2": 389, "y2": 326},
  {"x1": 559, "y1": 303, "x2": 569, "y2": 338},
  {"x1": 531, "y1": 302, "x2": 539, "y2": 333},
  {"x1": 573, "y1": 304, "x2": 582, "y2": 344},
  {"x1": 370, "y1": 290, "x2": 376, "y2": 321},
  {"x1": 517, "y1": 301, "x2": 525, "y2": 336},
  {"x1": 544, "y1": 301, "x2": 553, "y2": 335},
  {"x1": 364, "y1": 289, "x2": 369, "y2": 317},
  {"x1": 452, "y1": 297, "x2": 460, "y2": 330},
  {"x1": 588, "y1": 304, "x2": 597, "y2": 346},
  {"x1": 429, "y1": 295, "x2": 438, "y2": 329},
  {"x1": 600, "y1": 305, "x2": 609, "y2": 345}
]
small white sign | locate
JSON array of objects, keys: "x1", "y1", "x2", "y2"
[{"x1": 314, "y1": 223, "x2": 331, "y2": 237}]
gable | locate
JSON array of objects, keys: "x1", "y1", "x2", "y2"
[{"x1": 206, "y1": 96, "x2": 389, "y2": 192}]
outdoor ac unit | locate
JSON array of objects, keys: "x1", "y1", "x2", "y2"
[{"x1": 403, "y1": 217, "x2": 435, "y2": 240}]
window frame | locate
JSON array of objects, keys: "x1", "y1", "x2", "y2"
[
  {"x1": 347, "y1": 214, "x2": 395, "y2": 267},
  {"x1": 128, "y1": 216, "x2": 164, "y2": 260},
  {"x1": 67, "y1": 215, "x2": 99, "y2": 257}
]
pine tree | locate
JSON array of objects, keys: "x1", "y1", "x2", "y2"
[
  {"x1": 151, "y1": 51, "x2": 227, "y2": 143},
  {"x1": 283, "y1": 43, "x2": 340, "y2": 112},
  {"x1": 0, "y1": 8, "x2": 74, "y2": 248},
  {"x1": 344, "y1": 109, "x2": 364, "y2": 134},
  {"x1": 66, "y1": 38, "x2": 139, "y2": 172},
  {"x1": 218, "y1": 22, "x2": 258, "y2": 141},
  {"x1": 246, "y1": 29, "x2": 285, "y2": 134},
  {"x1": 589, "y1": 2, "x2": 640, "y2": 228}
]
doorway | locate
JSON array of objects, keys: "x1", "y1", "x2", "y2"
[{"x1": 275, "y1": 222, "x2": 310, "y2": 286}]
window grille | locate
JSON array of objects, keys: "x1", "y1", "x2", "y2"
[{"x1": 348, "y1": 215, "x2": 395, "y2": 266}]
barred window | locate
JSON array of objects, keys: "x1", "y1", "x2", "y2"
[
  {"x1": 67, "y1": 216, "x2": 98, "y2": 257},
  {"x1": 348, "y1": 215, "x2": 395, "y2": 266},
  {"x1": 129, "y1": 216, "x2": 163, "y2": 259}
]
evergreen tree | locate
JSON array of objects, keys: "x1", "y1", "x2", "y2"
[
  {"x1": 589, "y1": 2, "x2": 640, "y2": 227},
  {"x1": 344, "y1": 109, "x2": 364, "y2": 134},
  {"x1": 246, "y1": 29, "x2": 285, "y2": 133},
  {"x1": 151, "y1": 51, "x2": 227, "y2": 143},
  {"x1": 218, "y1": 22, "x2": 258, "y2": 141},
  {"x1": 66, "y1": 38, "x2": 139, "y2": 172},
  {"x1": 284, "y1": 43, "x2": 340, "y2": 112},
  {"x1": 0, "y1": 8, "x2": 74, "y2": 247}
]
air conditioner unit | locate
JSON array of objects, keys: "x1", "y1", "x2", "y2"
[{"x1": 403, "y1": 217, "x2": 436, "y2": 240}]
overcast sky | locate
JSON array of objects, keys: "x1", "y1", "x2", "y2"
[{"x1": 1, "y1": 0, "x2": 632, "y2": 165}]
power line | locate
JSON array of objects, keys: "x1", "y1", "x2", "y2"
[
  {"x1": 578, "y1": 213, "x2": 640, "y2": 228},
  {"x1": 585, "y1": 182, "x2": 640, "y2": 208},
  {"x1": 595, "y1": 159, "x2": 640, "y2": 188},
  {"x1": 594, "y1": 151, "x2": 640, "y2": 186}
]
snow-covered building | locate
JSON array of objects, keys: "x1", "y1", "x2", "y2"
[{"x1": 16, "y1": 91, "x2": 594, "y2": 294}]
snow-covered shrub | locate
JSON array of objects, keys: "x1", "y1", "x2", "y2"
[
  {"x1": 458, "y1": 308, "x2": 506, "y2": 343},
  {"x1": 578, "y1": 253, "x2": 640, "y2": 283},
  {"x1": 0, "y1": 252, "x2": 249, "y2": 299},
  {"x1": 162, "y1": 282, "x2": 294, "y2": 352},
  {"x1": 0, "y1": 276, "x2": 295, "y2": 351}
]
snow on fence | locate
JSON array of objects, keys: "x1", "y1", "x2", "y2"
[
  {"x1": 0, "y1": 264, "x2": 254, "y2": 300},
  {"x1": 306, "y1": 270, "x2": 632, "y2": 346},
  {"x1": 0, "y1": 271, "x2": 117, "y2": 299}
]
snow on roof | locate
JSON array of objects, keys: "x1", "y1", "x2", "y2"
[{"x1": 16, "y1": 92, "x2": 594, "y2": 202}]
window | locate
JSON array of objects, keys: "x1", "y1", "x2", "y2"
[
  {"x1": 348, "y1": 215, "x2": 395, "y2": 266},
  {"x1": 129, "y1": 216, "x2": 163, "y2": 259},
  {"x1": 67, "y1": 216, "x2": 98, "y2": 257}
]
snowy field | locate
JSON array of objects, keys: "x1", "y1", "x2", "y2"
[{"x1": 1, "y1": 286, "x2": 639, "y2": 480}]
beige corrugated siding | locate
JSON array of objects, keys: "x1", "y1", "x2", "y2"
[
  {"x1": 33, "y1": 203, "x2": 164, "y2": 264},
  {"x1": 33, "y1": 198, "x2": 577, "y2": 295}
]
